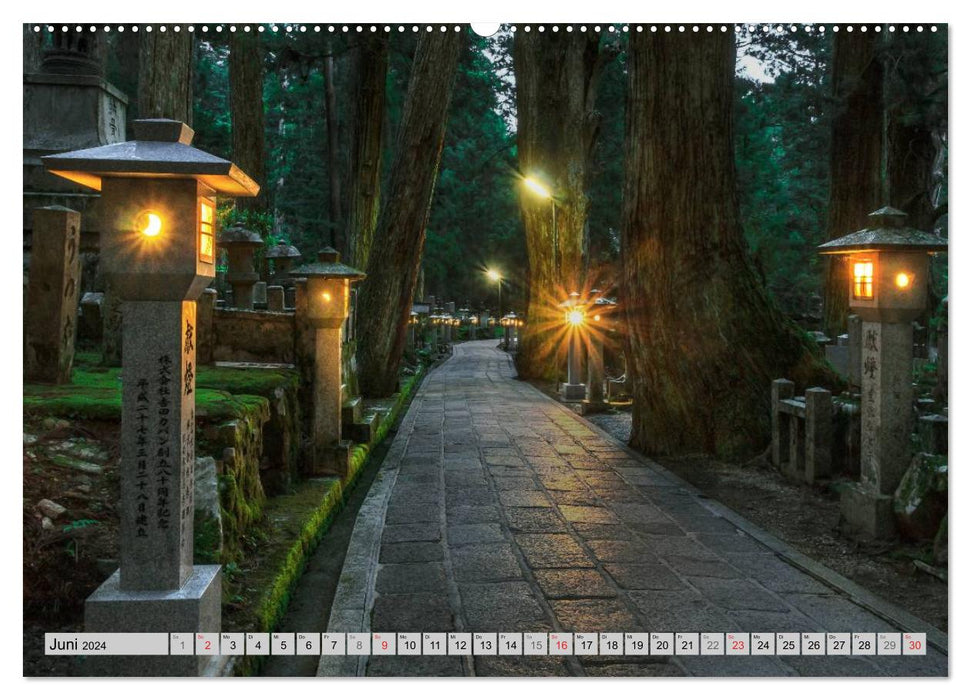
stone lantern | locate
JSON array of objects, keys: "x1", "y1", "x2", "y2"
[
  {"x1": 219, "y1": 225, "x2": 264, "y2": 310},
  {"x1": 43, "y1": 118, "x2": 259, "y2": 675},
  {"x1": 500, "y1": 312, "x2": 517, "y2": 350},
  {"x1": 406, "y1": 310, "x2": 419, "y2": 353},
  {"x1": 560, "y1": 292, "x2": 587, "y2": 401},
  {"x1": 819, "y1": 206, "x2": 947, "y2": 538},
  {"x1": 289, "y1": 247, "x2": 365, "y2": 476},
  {"x1": 584, "y1": 293, "x2": 618, "y2": 412},
  {"x1": 266, "y1": 243, "x2": 302, "y2": 283}
]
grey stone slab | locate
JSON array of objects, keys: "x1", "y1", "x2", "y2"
[
  {"x1": 594, "y1": 488, "x2": 650, "y2": 504},
  {"x1": 499, "y1": 490, "x2": 551, "y2": 507},
  {"x1": 585, "y1": 539, "x2": 656, "y2": 563},
  {"x1": 571, "y1": 523, "x2": 636, "y2": 541},
  {"x1": 784, "y1": 593, "x2": 898, "y2": 632},
  {"x1": 382, "y1": 522, "x2": 442, "y2": 544},
  {"x1": 444, "y1": 471, "x2": 490, "y2": 487},
  {"x1": 533, "y1": 568, "x2": 617, "y2": 599},
  {"x1": 492, "y1": 476, "x2": 539, "y2": 491},
  {"x1": 664, "y1": 555, "x2": 742, "y2": 579},
  {"x1": 537, "y1": 474, "x2": 587, "y2": 491},
  {"x1": 603, "y1": 562, "x2": 685, "y2": 591},
  {"x1": 370, "y1": 592, "x2": 455, "y2": 632},
  {"x1": 685, "y1": 576, "x2": 790, "y2": 612},
  {"x1": 515, "y1": 533, "x2": 594, "y2": 568},
  {"x1": 383, "y1": 504, "x2": 441, "y2": 525},
  {"x1": 628, "y1": 590, "x2": 735, "y2": 631},
  {"x1": 636, "y1": 534, "x2": 716, "y2": 559},
  {"x1": 458, "y1": 581, "x2": 548, "y2": 629},
  {"x1": 727, "y1": 609, "x2": 823, "y2": 633},
  {"x1": 506, "y1": 507, "x2": 568, "y2": 533},
  {"x1": 625, "y1": 520, "x2": 687, "y2": 536},
  {"x1": 375, "y1": 563, "x2": 448, "y2": 595},
  {"x1": 548, "y1": 490, "x2": 600, "y2": 506},
  {"x1": 450, "y1": 542, "x2": 523, "y2": 582},
  {"x1": 446, "y1": 505, "x2": 501, "y2": 524},
  {"x1": 473, "y1": 656, "x2": 571, "y2": 677},
  {"x1": 679, "y1": 655, "x2": 796, "y2": 677},
  {"x1": 444, "y1": 487, "x2": 498, "y2": 507},
  {"x1": 379, "y1": 541, "x2": 444, "y2": 564},
  {"x1": 780, "y1": 655, "x2": 887, "y2": 677},
  {"x1": 558, "y1": 505, "x2": 620, "y2": 524},
  {"x1": 582, "y1": 661, "x2": 683, "y2": 677},
  {"x1": 447, "y1": 522, "x2": 507, "y2": 546},
  {"x1": 367, "y1": 655, "x2": 465, "y2": 677},
  {"x1": 695, "y1": 531, "x2": 769, "y2": 553},
  {"x1": 551, "y1": 598, "x2": 642, "y2": 631},
  {"x1": 868, "y1": 651, "x2": 948, "y2": 677},
  {"x1": 724, "y1": 553, "x2": 835, "y2": 594}
]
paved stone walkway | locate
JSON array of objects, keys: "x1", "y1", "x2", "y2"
[{"x1": 319, "y1": 341, "x2": 947, "y2": 677}]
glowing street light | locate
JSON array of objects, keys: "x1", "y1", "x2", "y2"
[
  {"x1": 523, "y1": 177, "x2": 552, "y2": 199},
  {"x1": 559, "y1": 291, "x2": 586, "y2": 401},
  {"x1": 486, "y1": 268, "x2": 503, "y2": 316}
]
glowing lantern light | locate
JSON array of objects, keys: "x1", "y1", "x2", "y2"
[
  {"x1": 852, "y1": 261, "x2": 874, "y2": 300},
  {"x1": 137, "y1": 210, "x2": 162, "y2": 237}
]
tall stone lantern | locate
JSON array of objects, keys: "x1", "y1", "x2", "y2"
[
  {"x1": 266, "y1": 242, "x2": 302, "y2": 283},
  {"x1": 219, "y1": 225, "x2": 264, "y2": 310},
  {"x1": 819, "y1": 206, "x2": 947, "y2": 538},
  {"x1": 43, "y1": 118, "x2": 259, "y2": 674},
  {"x1": 560, "y1": 291, "x2": 587, "y2": 401},
  {"x1": 289, "y1": 247, "x2": 365, "y2": 476}
]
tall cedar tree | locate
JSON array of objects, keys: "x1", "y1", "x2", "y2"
[
  {"x1": 323, "y1": 41, "x2": 343, "y2": 251},
  {"x1": 821, "y1": 28, "x2": 883, "y2": 337},
  {"x1": 621, "y1": 30, "x2": 837, "y2": 461},
  {"x1": 138, "y1": 30, "x2": 193, "y2": 124},
  {"x1": 356, "y1": 31, "x2": 462, "y2": 397},
  {"x1": 229, "y1": 30, "x2": 268, "y2": 211},
  {"x1": 513, "y1": 28, "x2": 616, "y2": 380},
  {"x1": 344, "y1": 35, "x2": 389, "y2": 269}
]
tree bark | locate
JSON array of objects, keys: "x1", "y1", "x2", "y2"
[
  {"x1": 344, "y1": 35, "x2": 388, "y2": 268},
  {"x1": 622, "y1": 30, "x2": 838, "y2": 461},
  {"x1": 513, "y1": 28, "x2": 614, "y2": 380},
  {"x1": 822, "y1": 29, "x2": 884, "y2": 337},
  {"x1": 138, "y1": 30, "x2": 193, "y2": 124},
  {"x1": 356, "y1": 32, "x2": 462, "y2": 397},
  {"x1": 323, "y1": 42, "x2": 343, "y2": 250},
  {"x1": 229, "y1": 31, "x2": 267, "y2": 211}
]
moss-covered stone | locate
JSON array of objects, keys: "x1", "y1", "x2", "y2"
[{"x1": 893, "y1": 453, "x2": 947, "y2": 541}]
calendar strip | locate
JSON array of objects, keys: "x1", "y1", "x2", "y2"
[{"x1": 45, "y1": 632, "x2": 927, "y2": 657}]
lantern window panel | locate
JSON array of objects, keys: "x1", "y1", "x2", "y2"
[{"x1": 853, "y1": 260, "x2": 874, "y2": 300}]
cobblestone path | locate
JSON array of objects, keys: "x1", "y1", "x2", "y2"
[{"x1": 318, "y1": 341, "x2": 947, "y2": 677}]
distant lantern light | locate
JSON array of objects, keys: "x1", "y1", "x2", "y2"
[
  {"x1": 567, "y1": 308, "x2": 585, "y2": 326},
  {"x1": 853, "y1": 260, "x2": 874, "y2": 300},
  {"x1": 137, "y1": 210, "x2": 162, "y2": 237},
  {"x1": 895, "y1": 272, "x2": 913, "y2": 289}
]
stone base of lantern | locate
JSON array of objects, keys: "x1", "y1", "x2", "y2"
[
  {"x1": 578, "y1": 398, "x2": 610, "y2": 415},
  {"x1": 312, "y1": 439, "x2": 353, "y2": 478},
  {"x1": 84, "y1": 565, "x2": 222, "y2": 676},
  {"x1": 560, "y1": 383, "x2": 586, "y2": 402},
  {"x1": 839, "y1": 483, "x2": 897, "y2": 540}
]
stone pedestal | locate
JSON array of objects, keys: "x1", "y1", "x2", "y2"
[
  {"x1": 253, "y1": 281, "x2": 268, "y2": 307},
  {"x1": 582, "y1": 335, "x2": 608, "y2": 413},
  {"x1": 804, "y1": 387, "x2": 833, "y2": 483},
  {"x1": 312, "y1": 327, "x2": 348, "y2": 477},
  {"x1": 196, "y1": 289, "x2": 217, "y2": 366},
  {"x1": 119, "y1": 301, "x2": 197, "y2": 590},
  {"x1": 102, "y1": 279, "x2": 123, "y2": 366},
  {"x1": 25, "y1": 206, "x2": 82, "y2": 384},
  {"x1": 267, "y1": 285, "x2": 285, "y2": 312},
  {"x1": 85, "y1": 566, "x2": 221, "y2": 676},
  {"x1": 848, "y1": 314, "x2": 862, "y2": 391},
  {"x1": 841, "y1": 321, "x2": 914, "y2": 538},
  {"x1": 562, "y1": 332, "x2": 586, "y2": 401}
]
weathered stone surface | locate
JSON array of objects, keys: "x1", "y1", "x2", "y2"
[
  {"x1": 375, "y1": 563, "x2": 447, "y2": 594},
  {"x1": 25, "y1": 207, "x2": 82, "y2": 384},
  {"x1": 533, "y1": 568, "x2": 617, "y2": 599},
  {"x1": 893, "y1": 453, "x2": 947, "y2": 540},
  {"x1": 36, "y1": 498, "x2": 67, "y2": 519},
  {"x1": 450, "y1": 543, "x2": 522, "y2": 582}
]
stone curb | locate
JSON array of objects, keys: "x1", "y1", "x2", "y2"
[{"x1": 542, "y1": 388, "x2": 948, "y2": 657}]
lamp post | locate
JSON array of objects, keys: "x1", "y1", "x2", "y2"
[
  {"x1": 560, "y1": 291, "x2": 587, "y2": 401},
  {"x1": 43, "y1": 118, "x2": 259, "y2": 676},
  {"x1": 818, "y1": 206, "x2": 947, "y2": 539},
  {"x1": 486, "y1": 269, "x2": 502, "y2": 317}
]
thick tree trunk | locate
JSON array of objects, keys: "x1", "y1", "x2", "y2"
[
  {"x1": 323, "y1": 44, "x2": 343, "y2": 250},
  {"x1": 229, "y1": 31, "x2": 267, "y2": 211},
  {"x1": 622, "y1": 30, "x2": 838, "y2": 461},
  {"x1": 344, "y1": 35, "x2": 388, "y2": 268},
  {"x1": 356, "y1": 32, "x2": 462, "y2": 397},
  {"x1": 822, "y1": 29, "x2": 884, "y2": 337},
  {"x1": 513, "y1": 29, "x2": 612, "y2": 380},
  {"x1": 138, "y1": 30, "x2": 193, "y2": 124}
]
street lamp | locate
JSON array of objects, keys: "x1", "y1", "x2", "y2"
[
  {"x1": 559, "y1": 291, "x2": 586, "y2": 401},
  {"x1": 523, "y1": 175, "x2": 558, "y2": 272},
  {"x1": 486, "y1": 268, "x2": 502, "y2": 316}
]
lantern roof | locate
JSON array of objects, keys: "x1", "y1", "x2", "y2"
[
  {"x1": 289, "y1": 247, "x2": 366, "y2": 280},
  {"x1": 219, "y1": 225, "x2": 264, "y2": 247},
  {"x1": 265, "y1": 243, "x2": 302, "y2": 260},
  {"x1": 41, "y1": 119, "x2": 260, "y2": 197},
  {"x1": 818, "y1": 207, "x2": 947, "y2": 254}
]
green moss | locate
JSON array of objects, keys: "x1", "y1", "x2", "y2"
[{"x1": 194, "y1": 515, "x2": 223, "y2": 564}]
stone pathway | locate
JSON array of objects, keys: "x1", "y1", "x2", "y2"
[{"x1": 318, "y1": 340, "x2": 947, "y2": 677}]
